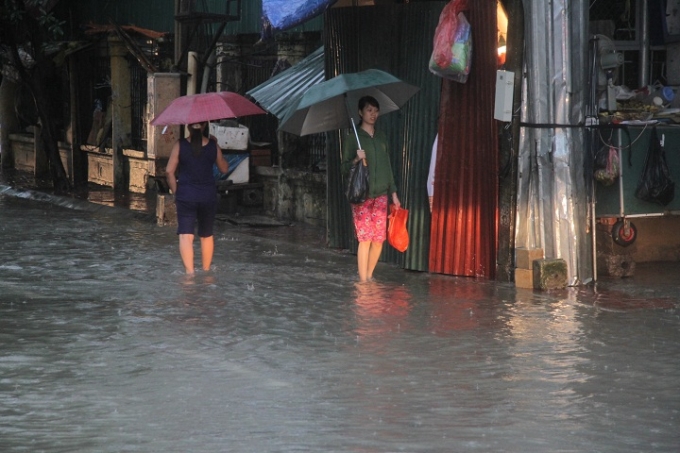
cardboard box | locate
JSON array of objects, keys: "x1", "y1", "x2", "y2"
[
  {"x1": 514, "y1": 268, "x2": 535, "y2": 289},
  {"x1": 515, "y1": 247, "x2": 544, "y2": 270}
]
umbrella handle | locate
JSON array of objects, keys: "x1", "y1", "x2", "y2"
[
  {"x1": 349, "y1": 119, "x2": 368, "y2": 165},
  {"x1": 345, "y1": 94, "x2": 362, "y2": 150},
  {"x1": 350, "y1": 117, "x2": 362, "y2": 150}
]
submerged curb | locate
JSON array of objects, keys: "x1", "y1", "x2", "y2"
[{"x1": 0, "y1": 184, "x2": 156, "y2": 222}]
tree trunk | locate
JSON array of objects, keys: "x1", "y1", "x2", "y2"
[
  {"x1": 0, "y1": 77, "x2": 20, "y2": 169},
  {"x1": 7, "y1": 15, "x2": 71, "y2": 192},
  {"x1": 28, "y1": 70, "x2": 71, "y2": 193}
]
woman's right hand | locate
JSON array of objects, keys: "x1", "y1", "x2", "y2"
[{"x1": 356, "y1": 149, "x2": 366, "y2": 162}]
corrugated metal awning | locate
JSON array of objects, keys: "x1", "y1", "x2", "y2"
[{"x1": 246, "y1": 46, "x2": 325, "y2": 119}]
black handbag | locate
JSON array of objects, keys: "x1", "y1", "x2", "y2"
[
  {"x1": 634, "y1": 127, "x2": 675, "y2": 206},
  {"x1": 345, "y1": 159, "x2": 369, "y2": 204}
]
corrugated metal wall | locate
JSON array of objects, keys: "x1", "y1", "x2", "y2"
[
  {"x1": 428, "y1": 0, "x2": 499, "y2": 278},
  {"x1": 325, "y1": 3, "x2": 445, "y2": 272},
  {"x1": 516, "y1": 0, "x2": 591, "y2": 285},
  {"x1": 69, "y1": 0, "x2": 176, "y2": 32}
]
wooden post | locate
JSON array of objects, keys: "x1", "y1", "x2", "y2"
[
  {"x1": 108, "y1": 36, "x2": 132, "y2": 192},
  {"x1": 496, "y1": 0, "x2": 525, "y2": 281},
  {"x1": 156, "y1": 193, "x2": 177, "y2": 226},
  {"x1": 33, "y1": 124, "x2": 50, "y2": 179}
]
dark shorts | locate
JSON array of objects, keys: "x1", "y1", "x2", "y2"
[{"x1": 175, "y1": 199, "x2": 217, "y2": 237}]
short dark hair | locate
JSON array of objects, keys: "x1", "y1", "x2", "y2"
[{"x1": 358, "y1": 96, "x2": 380, "y2": 111}]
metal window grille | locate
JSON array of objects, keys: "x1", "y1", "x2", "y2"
[
  {"x1": 589, "y1": 0, "x2": 637, "y2": 42},
  {"x1": 302, "y1": 133, "x2": 326, "y2": 171},
  {"x1": 589, "y1": 0, "x2": 669, "y2": 87},
  {"x1": 240, "y1": 55, "x2": 326, "y2": 170},
  {"x1": 242, "y1": 56, "x2": 278, "y2": 149},
  {"x1": 87, "y1": 54, "x2": 112, "y2": 147},
  {"x1": 129, "y1": 58, "x2": 147, "y2": 150}
]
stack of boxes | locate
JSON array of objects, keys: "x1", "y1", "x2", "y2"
[
  {"x1": 514, "y1": 247, "x2": 568, "y2": 290},
  {"x1": 514, "y1": 247, "x2": 544, "y2": 289}
]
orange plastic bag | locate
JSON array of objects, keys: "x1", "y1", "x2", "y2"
[{"x1": 388, "y1": 205, "x2": 409, "y2": 252}]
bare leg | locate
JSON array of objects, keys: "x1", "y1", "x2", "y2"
[
  {"x1": 179, "y1": 234, "x2": 195, "y2": 274},
  {"x1": 357, "y1": 241, "x2": 371, "y2": 282},
  {"x1": 200, "y1": 235, "x2": 214, "y2": 271},
  {"x1": 366, "y1": 241, "x2": 384, "y2": 280}
]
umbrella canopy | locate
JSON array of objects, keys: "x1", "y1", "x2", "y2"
[
  {"x1": 150, "y1": 91, "x2": 266, "y2": 126},
  {"x1": 278, "y1": 69, "x2": 420, "y2": 137},
  {"x1": 246, "y1": 46, "x2": 325, "y2": 119}
]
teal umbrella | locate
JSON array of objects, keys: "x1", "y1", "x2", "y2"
[{"x1": 278, "y1": 69, "x2": 419, "y2": 146}]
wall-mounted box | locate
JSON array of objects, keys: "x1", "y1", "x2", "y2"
[{"x1": 494, "y1": 70, "x2": 515, "y2": 122}]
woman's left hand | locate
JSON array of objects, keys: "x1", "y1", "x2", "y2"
[{"x1": 392, "y1": 193, "x2": 401, "y2": 210}]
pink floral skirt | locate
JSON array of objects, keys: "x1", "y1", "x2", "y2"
[{"x1": 351, "y1": 195, "x2": 388, "y2": 243}]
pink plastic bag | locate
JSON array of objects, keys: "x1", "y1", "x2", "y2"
[
  {"x1": 429, "y1": 0, "x2": 472, "y2": 83},
  {"x1": 594, "y1": 146, "x2": 620, "y2": 186}
]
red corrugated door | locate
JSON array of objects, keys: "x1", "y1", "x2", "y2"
[{"x1": 429, "y1": 0, "x2": 499, "y2": 278}]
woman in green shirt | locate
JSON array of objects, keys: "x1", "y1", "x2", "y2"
[{"x1": 341, "y1": 96, "x2": 401, "y2": 282}]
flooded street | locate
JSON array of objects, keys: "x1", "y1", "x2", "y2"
[{"x1": 1, "y1": 193, "x2": 679, "y2": 452}]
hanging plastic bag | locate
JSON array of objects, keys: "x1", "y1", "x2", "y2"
[
  {"x1": 593, "y1": 143, "x2": 609, "y2": 171},
  {"x1": 593, "y1": 145, "x2": 620, "y2": 186},
  {"x1": 428, "y1": 0, "x2": 472, "y2": 83},
  {"x1": 635, "y1": 127, "x2": 675, "y2": 206},
  {"x1": 388, "y1": 205, "x2": 409, "y2": 252},
  {"x1": 261, "y1": 0, "x2": 337, "y2": 40},
  {"x1": 345, "y1": 159, "x2": 369, "y2": 204}
]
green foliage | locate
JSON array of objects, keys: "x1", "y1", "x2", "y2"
[
  {"x1": 1, "y1": 0, "x2": 64, "y2": 42},
  {"x1": 1, "y1": 1, "x2": 26, "y2": 26},
  {"x1": 2, "y1": 0, "x2": 24, "y2": 22},
  {"x1": 35, "y1": 4, "x2": 65, "y2": 40}
]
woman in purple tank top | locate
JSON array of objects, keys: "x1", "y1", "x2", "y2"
[{"x1": 165, "y1": 122, "x2": 229, "y2": 274}]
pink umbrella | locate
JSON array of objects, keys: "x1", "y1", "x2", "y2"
[{"x1": 150, "y1": 91, "x2": 266, "y2": 126}]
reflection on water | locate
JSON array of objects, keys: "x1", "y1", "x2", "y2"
[
  {"x1": 575, "y1": 287, "x2": 677, "y2": 310},
  {"x1": 82, "y1": 187, "x2": 155, "y2": 213},
  {"x1": 426, "y1": 278, "x2": 499, "y2": 334},
  {"x1": 1, "y1": 195, "x2": 679, "y2": 453},
  {"x1": 352, "y1": 282, "x2": 412, "y2": 340}
]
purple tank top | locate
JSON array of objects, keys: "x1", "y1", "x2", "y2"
[{"x1": 175, "y1": 138, "x2": 217, "y2": 202}]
